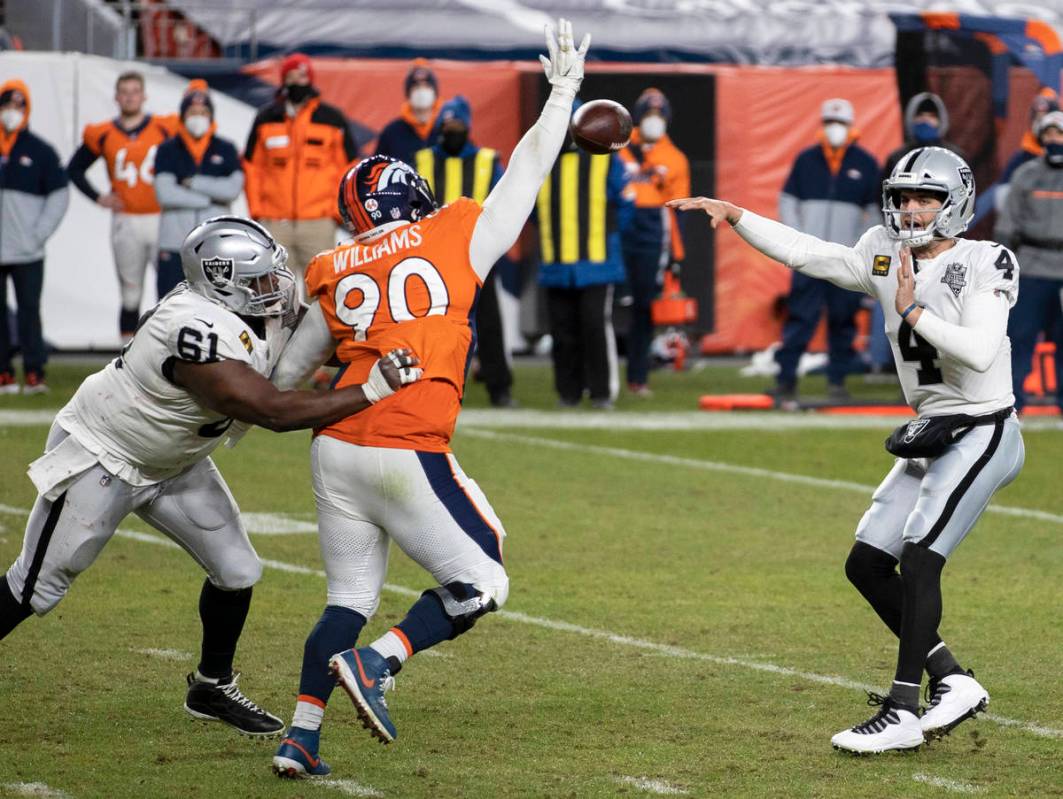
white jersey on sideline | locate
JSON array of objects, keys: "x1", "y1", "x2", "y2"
[{"x1": 56, "y1": 286, "x2": 281, "y2": 485}]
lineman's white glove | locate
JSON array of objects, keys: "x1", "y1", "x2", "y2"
[
  {"x1": 539, "y1": 17, "x2": 590, "y2": 96},
  {"x1": 363, "y1": 348, "x2": 423, "y2": 404}
]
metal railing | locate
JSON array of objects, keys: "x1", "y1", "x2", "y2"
[{"x1": 3, "y1": 0, "x2": 260, "y2": 60}]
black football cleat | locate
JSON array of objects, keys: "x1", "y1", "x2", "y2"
[{"x1": 184, "y1": 672, "x2": 284, "y2": 737}]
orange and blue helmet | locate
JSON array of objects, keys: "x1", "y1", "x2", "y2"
[{"x1": 338, "y1": 155, "x2": 438, "y2": 235}]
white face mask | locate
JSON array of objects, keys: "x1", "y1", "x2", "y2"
[
  {"x1": 639, "y1": 116, "x2": 666, "y2": 142},
  {"x1": 184, "y1": 114, "x2": 211, "y2": 138},
  {"x1": 1, "y1": 108, "x2": 24, "y2": 133},
  {"x1": 409, "y1": 86, "x2": 436, "y2": 112},
  {"x1": 823, "y1": 121, "x2": 849, "y2": 148}
]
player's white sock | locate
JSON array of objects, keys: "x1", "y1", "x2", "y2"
[
  {"x1": 369, "y1": 628, "x2": 412, "y2": 666},
  {"x1": 193, "y1": 669, "x2": 222, "y2": 685},
  {"x1": 292, "y1": 695, "x2": 325, "y2": 731}
]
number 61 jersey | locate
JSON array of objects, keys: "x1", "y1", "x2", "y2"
[
  {"x1": 849, "y1": 226, "x2": 1018, "y2": 416},
  {"x1": 55, "y1": 285, "x2": 275, "y2": 485},
  {"x1": 306, "y1": 197, "x2": 484, "y2": 453}
]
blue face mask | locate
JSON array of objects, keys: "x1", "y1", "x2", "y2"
[
  {"x1": 911, "y1": 121, "x2": 940, "y2": 143},
  {"x1": 1045, "y1": 142, "x2": 1063, "y2": 167}
]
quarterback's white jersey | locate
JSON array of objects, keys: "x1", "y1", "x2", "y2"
[
  {"x1": 736, "y1": 215, "x2": 1019, "y2": 416},
  {"x1": 829, "y1": 227, "x2": 1016, "y2": 416},
  {"x1": 56, "y1": 286, "x2": 281, "y2": 485}
]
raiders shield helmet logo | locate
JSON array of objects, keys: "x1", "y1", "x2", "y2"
[{"x1": 201, "y1": 256, "x2": 234, "y2": 286}]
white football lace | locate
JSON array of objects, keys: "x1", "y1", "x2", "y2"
[
  {"x1": 220, "y1": 674, "x2": 264, "y2": 713},
  {"x1": 378, "y1": 673, "x2": 396, "y2": 707}
]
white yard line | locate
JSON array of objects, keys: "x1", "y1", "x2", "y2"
[
  {"x1": 615, "y1": 776, "x2": 689, "y2": 795},
  {"x1": 241, "y1": 512, "x2": 317, "y2": 535},
  {"x1": 0, "y1": 410, "x2": 61, "y2": 427},
  {"x1": 1, "y1": 784, "x2": 72, "y2": 798},
  {"x1": 5, "y1": 407, "x2": 1062, "y2": 432},
  {"x1": 458, "y1": 429, "x2": 1063, "y2": 526},
  {"x1": 912, "y1": 773, "x2": 986, "y2": 794},
  {"x1": 316, "y1": 779, "x2": 385, "y2": 798},
  {"x1": 131, "y1": 647, "x2": 193, "y2": 662}
]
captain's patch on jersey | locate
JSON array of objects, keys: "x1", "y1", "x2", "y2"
[
  {"x1": 941, "y1": 262, "x2": 967, "y2": 297},
  {"x1": 239, "y1": 330, "x2": 254, "y2": 354},
  {"x1": 872, "y1": 255, "x2": 891, "y2": 276}
]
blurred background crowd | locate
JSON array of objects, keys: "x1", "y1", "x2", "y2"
[{"x1": 1, "y1": 0, "x2": 1061, "y2": 414}]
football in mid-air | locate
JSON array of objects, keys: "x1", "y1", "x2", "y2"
[{"x1": 570, "y1": 99, "x2": 633, "y2": 155}]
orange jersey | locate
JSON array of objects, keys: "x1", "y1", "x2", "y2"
[
  {"x1": 82, "y1": 114, "x2": 181, "y2": 214},
  {"x1": 306, "y1": 197, "x2": 484, "y2": 452}
]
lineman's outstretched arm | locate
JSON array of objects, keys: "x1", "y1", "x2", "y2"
[
  {"x1": 469, "y1": 18, "x2": 590, "y2": 279},
  {"x1": 173, "y1": 346, "x2": 421, "y2": 433},
  {"x1": 666, "y1": 197, "x2": 872, "y2": 295}
]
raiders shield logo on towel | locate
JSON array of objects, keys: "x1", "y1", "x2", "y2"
[
  {"x1": 903, "y1": 418, "x2": 931, "y2": 443},
  {"x1": 941, "y1": 263, "x2": 967, "y2": 297},
  {"x1": 202, "y1": 256, "x2": 234, "y2": 286}
]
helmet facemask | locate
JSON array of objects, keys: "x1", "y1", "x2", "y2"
[
  {"x1": 233, "y1": 244, "x2": 295, "y2": 317},
  {"x1": 882, "y1": 187, "x2": 950, "y2": 248}
]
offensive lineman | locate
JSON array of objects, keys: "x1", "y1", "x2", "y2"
[
  {"x1": 0, "y1": 216, "x2": 421, "y2": 737},
  {"x1": 268, "y1": 19, "x2": 590, "y2": 778},
  {"x1": 669, "y1": 147, "x2": 1023, "y2": 754}
]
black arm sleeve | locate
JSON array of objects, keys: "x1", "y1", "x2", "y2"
[{"x1": 67, "y1": 144, "x2": 102, "y2": 203}]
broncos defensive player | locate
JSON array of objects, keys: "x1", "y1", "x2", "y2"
[
  {"x1": 669, "y1": 147, "x2": 1023, "y2": 753},
  {"x1": 0, "y1": 216, "x2": 421, "y2": 737},
  {"x1": 268, "y1": 18, "x2": 590, "y2": 778}
]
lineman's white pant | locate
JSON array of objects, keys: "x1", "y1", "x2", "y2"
[
  {"x1": 311, "y1": 435, "x2": 509, "y2": 618},
  {"x1": 4, "y1": 425, "x2": 261, "y2": 615}
]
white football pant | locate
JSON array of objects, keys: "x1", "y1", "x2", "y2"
[
  {"x1": 310, "y1": 435, "x2": 509, "y2": 618},
  {"x1": 5, "y1": 425, "x2": 261, "y2": 615},
  {"x1": 855, "y1": 414, "x2": 1023, "y2": 559}
]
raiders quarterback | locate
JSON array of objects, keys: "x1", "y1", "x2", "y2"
[
  {"x1": 669, "y1": 147, "x2": 1024, "y2": 753},
  {"x1": 0, "y1": 216, "x2": 421, "y2": 737}
]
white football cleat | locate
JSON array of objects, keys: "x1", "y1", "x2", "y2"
[
  {"x1": 831, "y1": 693, "x2": 924, "y2": 754},
  {"x1": 921, "y1": 671, "x2": 989, "y2": 739}
]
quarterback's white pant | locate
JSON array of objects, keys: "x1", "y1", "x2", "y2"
[
  {"x1": 5, "y1": 425, "x2": 261, "y2": 615},
  {"x1": 855, "y1": 414, "x2": 1024, "y2": 559},
  {"x1": 112, "y1": 212, "x2": 159, "y2": 311},
  {"x1": 311, "y1": 435, "x2": 509, "y2": 618}
]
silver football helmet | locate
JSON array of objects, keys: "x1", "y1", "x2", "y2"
[
  {"x1": 181, "y1": 216, "x2": 294, "y2": 317},
  {"x1": 882, "y1": 146, "x2": 975, "y2": 247}
]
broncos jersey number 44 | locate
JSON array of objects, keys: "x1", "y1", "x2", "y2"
[{"x1": 335, "y1": 257, "x2": 450, "y2": 341}]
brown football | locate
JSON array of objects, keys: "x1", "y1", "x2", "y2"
[{"x1": 570, "y1": 99, "x2": 633, "y2": 155}]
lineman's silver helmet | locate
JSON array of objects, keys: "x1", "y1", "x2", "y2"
[
  {"x1": 882, "y1": 146, "x2": 975, "y2": 247},
  {"x1": 181, "y1": 216, "x2": 294, "y2": 317}
]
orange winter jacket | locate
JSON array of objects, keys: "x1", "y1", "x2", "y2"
[{"x1": 243, "y1": 93, "x2": 359, "y2": 220}]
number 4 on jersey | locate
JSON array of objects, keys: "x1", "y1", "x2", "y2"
[
  {"x1": 993, "y1": 248, "x2": 1015, "y2": 281},
  {"x1": 898, "y1": 320, "x2": 943, "y2": 386}
]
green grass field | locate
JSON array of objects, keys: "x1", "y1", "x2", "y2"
[{"x1": 1, "y1": 361, "x2": 1060, "y2": 799}]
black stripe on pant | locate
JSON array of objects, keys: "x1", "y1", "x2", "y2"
[
  {"x1": 919, "y1": 419, "x2": 1005, "y2": 549},
  {"x1": 20, "y1": 491, "x2": 68, "y2": 610}
]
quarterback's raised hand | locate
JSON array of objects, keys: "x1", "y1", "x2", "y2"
[
  {"x1": 540, "y1": 18, "x2": 590, "y2": 95},
  {"x1": 895, "y1": 247, "x2": 923, "y2": 323},
  {"x1": 666, "y1": 197, "x2": 743, "y2": 229},
  {"x1": 363, "y1": 348, "x2": 423, "y2": 404}
]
